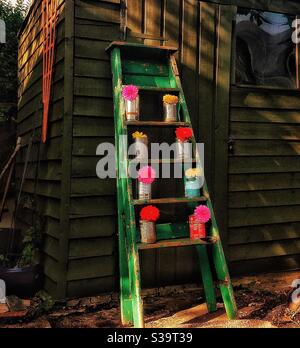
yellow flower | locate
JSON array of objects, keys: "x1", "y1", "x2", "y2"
[
  {"x1": 132, "y1": 131, "x2": 147, "y2": 139},
  {"x1": 163, "y1": 94, "x2": 179, "y2": 105},
  {"x1": 185, "y1": 168, "x2": 203, "y2": 178}
]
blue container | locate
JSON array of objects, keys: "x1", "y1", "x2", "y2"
[{"x1": 185, "y1": 177, "x2": 201, "y2": 198}]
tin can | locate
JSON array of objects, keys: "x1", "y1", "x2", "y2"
[
  {"x1": 125, "y1": 96, "x2": 140, "y2": 121},
  {"x1": 140, "y1": 220, "x2": 156, "y2": 244},
  {"x1": 176, "y1": 140, "x2": 192, "y2": 160},
  {"x1": 163, "y1": 103, "x2": 177, "y2": 122},
  {"x1": 135, "y1": 137, "x2": 148, "y2": 159},
  {"x1": 138, "y1": 182, "x2": 152, "y2": 200},
  {"x1": 189, "y1": 215, "x2": 206, "y2": 240},
  {"x1": 185, "y1": 177, "x2": 201, "y2": 198}
]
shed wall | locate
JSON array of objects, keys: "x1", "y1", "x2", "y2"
[
  {"x1": 17, "y1": 0, "x2": 300, "y2": 299},
  {"x1": 17, "y1": 0, "x2": 66, "y2": 297}
]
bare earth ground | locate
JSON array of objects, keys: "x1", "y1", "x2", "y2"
[{"x1": 0, "y1": 271, "x2": 299, "y2": 328}]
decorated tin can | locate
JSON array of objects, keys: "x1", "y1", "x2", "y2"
[
  {"x1": 125, "y1": 96, "x2": 140, "y2": 121},
  {"x1": 189, "y1": 215, "x2": 206, "y2": 240},
  {"x1": 135, "y1": 136, "x2": 148, "y2": 159},
  {"x1": 138, "y1": 182, "x2": 152, "y2": 200},
  {"x1": 163, "y1": 103, "x2": 177, "y2": 122},
  {"x1": 140, "y1": 221, "x2": 157, "y2": 244},
  {"x1": 176, "y1": 140, "x2": 192, "y2": 160},
  {"x1": 185, "y1": 177, "x2": 201, "y2": 198}
]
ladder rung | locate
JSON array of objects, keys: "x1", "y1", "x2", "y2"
[
  {"x1": 137, "y1": 237, "x2": 217, "y2": 250},
  {"x1": 133, "y1": 197, "x2": 207, "y2": 205},
  {"x1": 129, "y1": 158, "x2": 197, "y2": 164},
  {"x1": 136, "y1": 86, "x2": 181, "y2": 93},
  {"x1": 126, "y1": 121, "x2": 189, "y2": 127}
]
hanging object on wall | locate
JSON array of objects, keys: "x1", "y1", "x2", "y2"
[{"x1": 42, "y1": 0, "x2": 58, "y2": 143}]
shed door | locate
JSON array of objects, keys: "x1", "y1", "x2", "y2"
[{"x1": 228, "y1": 8, "x2": 300, "y2": 273}]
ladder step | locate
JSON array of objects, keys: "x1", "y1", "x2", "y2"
[
  {"x1": 130, "y1": 158, "x2": 197, "y2": 164},
  {"x1": 126, "y1": 121, "x2": 189, "y2": 127},
  {"x1": 136, "y1": 86, "x2": 181, "y2": 93},
  {"x1": 137, "y1": 237, "x2": 217, "y2": 250},
  {"x1": 133, "y1": 197, "x2": 207, "y2": 205}
]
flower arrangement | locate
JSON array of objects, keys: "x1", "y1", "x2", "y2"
[
  {"x1": 138, "y1": 166, "x2": 156, "y2": 185},
  {"x1": 185, "y1": 168, "x2": 203, "y2": 178},
  {"x1": 194, "y1": 205, "x2": 211, "y2": 224},
  {"x1": 122, "y1": 85, "x2": 139, "y2": 101},
  {"x1": 163, "y1": 94, "x2": 179, "y2": 105},
  {"x1": 140, "y1": 205, "x2": 160, "y2": 222},
  {"x1": 132, "y1": 131, "x2": 147, "y2": 140},
  {"x1": 175, "y1": 127, "x2": 193, "y2": 142}
]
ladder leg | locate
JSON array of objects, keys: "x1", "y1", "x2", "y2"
[
  {"x1": 196, "y1": 245, "x2": 217, "y2": 313},
  {"x1": 128, "y1": 247, "x2": 144, "y2": 328},
  {"x1": 119, "y1": 215, "x2": 134, "y2": 326},
  {"x1": 212, "y1": 240, "x2": 238, "y2": 319}
]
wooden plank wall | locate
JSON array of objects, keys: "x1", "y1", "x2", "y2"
[
  {"x1": 228, "y1": 87, "x2": 300, "y2": 274},
  {"x1": 126, "y1": 0, "x2": 218, "y2": 288},
  {"x1": 225, "y1": 0, "x2": 300, "y2": 275},
  {"x1": 17, "y1": 0, "x2": 66, "y2": 297},
  {"x1": 17, "y1": 0, "x2": 300, "y2": 298},
  {"x1": 67, "y1": 0, "x2": 121, "y2": 298}
]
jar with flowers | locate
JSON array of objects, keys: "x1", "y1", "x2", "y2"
[
  {"x1": 189, "y1": 205, "x2": 211, "y2": 240},
  {"x1": 163, "y1": 94, "x2": 179, "y2": 121},
  {"x1": 122, "y1": 85, "x2": 139, "y2": 120},
  {"x1": 132, "y1": 131, "x2": 148, "y2": 159},
  {"x1": 175, "y1": 127, "x2": 193, "y2": 160},
  {"x1": 137, "y1": 166, "x2": 156, "y2": 200},
  {"x1": 140, "y1": 206, "x2": 160, "y2": 243},
  {"x1": 184, "y1": 168, "x2": 203, "y2": 198}
]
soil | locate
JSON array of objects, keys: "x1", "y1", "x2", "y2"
[{"x1": 0, "y1": 271, "x2": 299, "y2": 328}]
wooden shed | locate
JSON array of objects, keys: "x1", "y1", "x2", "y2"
[{"x1": 18, "y1": 0, "x2": 300, "y2": 300}]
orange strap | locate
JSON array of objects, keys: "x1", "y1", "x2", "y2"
[{"x1": 42, "y1": 0, "x2": 58, "y2": 143}]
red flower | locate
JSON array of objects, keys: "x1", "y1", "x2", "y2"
[
  {"x1": 175, "y1": 127, "x2": 193, "y2": 142},
  {"x1": 140, "y1": 205, "x2": 160, "y2": 222}
]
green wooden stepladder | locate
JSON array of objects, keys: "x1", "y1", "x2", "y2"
[{"x1": 106, "y1": 42, "x2": 238, "y2": 328}]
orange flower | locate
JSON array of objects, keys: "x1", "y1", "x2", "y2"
[{"x1": 163, "y1": 94, "x2": 179, "y2": 105}]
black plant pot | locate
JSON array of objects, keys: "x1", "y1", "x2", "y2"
[{"x1": 0, "y1": 265, "x2": 42, "y2": 298}]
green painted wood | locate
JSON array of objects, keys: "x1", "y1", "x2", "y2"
[
  {"x1": 109, "y1": 41, "x2": 237, "y2": 326},
  {"x1": 196, "y1": 246, "x2": 217, "y2": 313},
  {"x1": 170, "y1": 49, "x2": 237, "y2": 319},
  {"x1": 138, "y1": 237, "x2": 217, "y2": 250},
  {"x1": 111, "y1": 48, "x2": 135, "y2": 326},
  {"x1": 122, "y1": 59, "x2": 169, "y2": 77}
]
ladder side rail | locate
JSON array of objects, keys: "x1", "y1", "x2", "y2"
[{"x1": 111, "y1": 48, "x2": 133, "y2": 325}]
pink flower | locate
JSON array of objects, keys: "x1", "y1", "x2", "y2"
[
  {"x1": 122, "y1": 85, "x2": 139, "y2": 101},
  {"x1": 194, "y1": 205, "x2": 211, "y2": 224},
  {"x1": 138, "y1": 166, "x2": 156, "y2": 185}
]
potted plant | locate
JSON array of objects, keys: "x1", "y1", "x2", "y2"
[
  {"x1": 184, "y1": 167, "x2": 203, "y2": 198},
  {"x1": 137, "y1": 165, "x2": 156, "y2": 200},
  {"x1": 163, "y1": 94, "x2": 179, "y2": 121},
  {"x1": 140, "y1": 205, "x2": 160, "y2": 244},
  {"x1": 132, "y1": 131, "x2": 148, "y2": 159},
  {"x1": 189, "y1": 205, "x2": 211, "y2": 240},
  {"x1": 175, "y1": 127, "x2": 193, "y2": 160},
  {"x1": 0, "y1": 222, "x2": 43, "y2": 298},
  {"x1": 122, "y1": 85, "x2": 139, "y2": 121}
]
